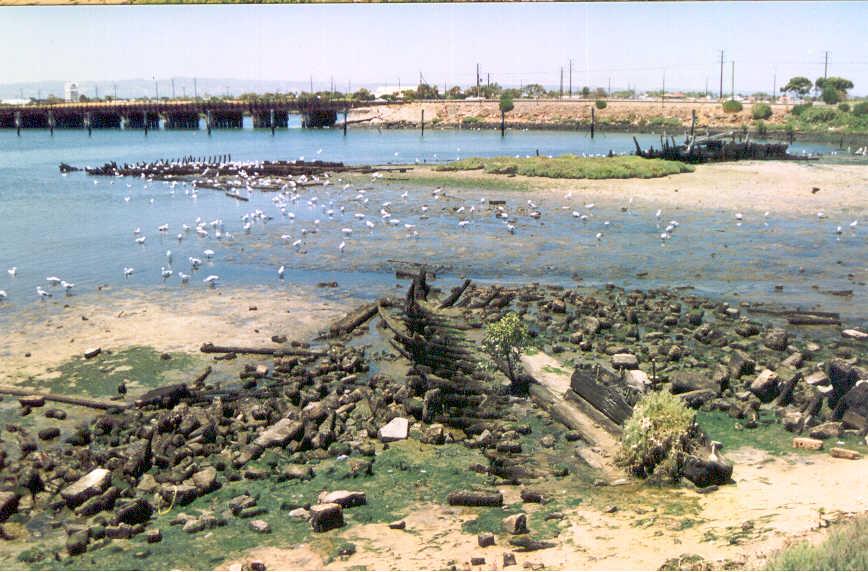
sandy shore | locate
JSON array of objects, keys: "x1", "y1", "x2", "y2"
[
  {"x1": 0, "y1": 285, "x2": 352, "y2": 383},
  {"x1": 397, "y1": 161, "x2": 868, "y2": 217},
  {"x1": 223, "y1": 447, "x2": 867, "y2": 571}
]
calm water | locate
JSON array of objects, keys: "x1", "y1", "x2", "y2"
[{"x1": 0, "y1": 127, "x2": 865, "y2": 325}]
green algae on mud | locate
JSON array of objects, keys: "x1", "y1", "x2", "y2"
[
  {"x1": 12, "y1": 440, "x2": 495, "y2": 570},
  {"x1": 697, "y1": 410, "x2": 868, "y2": 457},
  {"x1": 34, "y1": 346, "x2": 202, "y2": 400}
]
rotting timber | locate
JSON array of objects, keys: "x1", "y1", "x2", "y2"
[
  {"x1": 1, "y1": 270, "x2": 865, "y2": 562},
  {"x1": 633, "y1": 111, "x2": 815, "y2": 164}
]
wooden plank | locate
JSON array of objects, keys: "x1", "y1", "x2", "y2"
[{"x1": 569, "y1": 367, "x2": 633, "y2": 426}]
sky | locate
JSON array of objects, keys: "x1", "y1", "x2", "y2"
[{"x1": 1, "y1": 1, "x2": 867, "y2": 95}]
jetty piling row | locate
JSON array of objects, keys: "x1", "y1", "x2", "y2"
[{"x1": 0, "y1": 99, "x2": 392, "y2": 134}]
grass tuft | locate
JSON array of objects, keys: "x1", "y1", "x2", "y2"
[{"x1": 765, "y1": 514, "x2": 868, "y2": 570}]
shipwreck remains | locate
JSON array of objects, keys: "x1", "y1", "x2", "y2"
[{"x1": 633, "y1": 110, "x2": 815, "y2": 163}]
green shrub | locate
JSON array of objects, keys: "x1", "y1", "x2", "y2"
[
  {"x1": 751, "y1": 102, "x2": 773, "y2": 120},
  {"x1": 838, "y1": 103, "x2": 851, "y2": 113},
  {"x1": 755, "y1": 120, "x2": 768, "y2": 137},
  {"x1": 481, "y1": 312, "x2": 529, "y2": 381},
  {"x1": 461, "y1": 116, "x2": 483, "y2": 127},
  {"x1": 765, "y1": 514, "x2": 868, "y2": 570},
  {"x1": 800, "y1": 106, "x2": 839, "y2": 124},
  {"x1": 791, "y1": 102, "x2": 813, "y2": 116},
  {"x1": 722, "y1": 99, "x2": 743, "y2": 113},
  {"x1": 852, "y1": 101, "x2": 868, "y2": 116},
  {"x1": 821, "y1": 85, "x2": 840, "y2": 105},
  {"x1": 616, "y1": 391, "x2": 697, "y2": 482},
  {"x1": 595, "y1": 99, "x2": 607, "y2": 110}
]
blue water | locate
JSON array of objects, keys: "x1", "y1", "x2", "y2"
[{"x1": 0, "y1": 127, "x2": 865, "y2": 326}]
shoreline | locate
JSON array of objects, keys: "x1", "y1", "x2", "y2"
[{"x1": 383, "y1": 160, "x2": 868, "y2": 216}]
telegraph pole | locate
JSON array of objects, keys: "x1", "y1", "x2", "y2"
[
  {"x1": 719, "y1": 49, "x2": 725, "y2": 99},
  {"x1": 772, "y1": 71, "x2": 776, "y2": 102},
  {"x1": 824, "y1": 51, "x2": 830, "y2": 79},
  {"x1": 731, "y1": 60, "x2": 735, "y2": 99},
  {"x1": 476, "y1": 63, "x2": 481, "y2": 97},
  {"x1": 171, "y1": 78, "x2": 175, "y2": 99},
  {"x1": 193, "y1": 78, "x2": 198, "y2": 99},
  {"x1": 113, "y1": 83, "x2": 118, "y2": 100},
  {"x1": 154, "y1": 77, "x2": 159, "y2": 100},
  {"x1": 661, "y1": 71, "x2": 665, "y2": 107},
  {"x1": 608, "y1": 77, "x2": 612, "y2": 97},
  {"x1": 560, "y1": 67, "x2": 564, "y2": 99},
  {"x1": 569, "y1": 58, "x2": 573, "y2": 97}
]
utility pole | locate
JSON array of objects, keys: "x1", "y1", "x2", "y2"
[
  {"x1": 561, "y1": 67, "x2": 566, "y2": 99},
  {"x1": 608, "y1": 77, "x2": 612, "y2": 97},
  {"x1": 705, "y1": 77, "x2": 708, "y2": 98},
  {"x1": 171, "y1": 78, "x2": 175, "y2": 99},
  {"x1": 772, "y1": 71, "x2": 776, "y2": 102},
  {"x1": 113, "y1": 83, "x2": 118, "y2": 100},
  {"x1": 486, "y1": 73, "x2": 490, "y2": 90},
  {"x1": 719, "y1": 49, "x2": 725, "y2": 100},
  {"x1": 661, "y1": 71, "x2": 665, "y2": 107},
  {"x1": 569, "y1": 58, "x2": 573, "y2": 97},
  {"x1": 154, "y1": 76, "x2": 159, "y2": 100},
  {"x1": 310, "y1": 76, "x2": 313, "y2": 94},
  {"x1": 476, "y1": 63, "x2": 480, "y2": 97},
  {"x1": 193, "y1": 78, "x2": 198, "y2": 99},
  {"x1": 731, "y1": 60, "x2": 735, "y2": 99},
  {"x1": 824, "y1": 51, "x2": 830, "y2": 79}
]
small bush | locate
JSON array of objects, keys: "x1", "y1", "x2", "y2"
[
  {"x1": 751, "y1": 102, "x2": 773, "y2": 120},
  {"x1": 838, "y1": 103, "x2": 851, "y2": 113},
  {"x1": 800, "y1": 106, "x2": 839, "y2": 124},
  {"x1": 755, "y1": 120, "x2": 768, "y2": 137},
  {"x1": 852, "y1": 101, "x2": 868, "y2": 116},
  {"x1": 461, "y1": 116, "x2": 483, "y2": 127},
  {"x1": 791, "y1": 102, "x2": 813, "y2": 116},
  {"x1": 617, "y1": 391, "x2": 698, "y2": 482},
  {"x1": 595, "y1": 99, "x2": 607, "y2": 110},
  {"x1": 821, "y1": 85, "x2": 840, "y2": 105},
  {"x1": 765, "y1": 514, "x2": 868, "y2": 570},
  {"x1": 722, "y1": 99, "x2": 743, "y2": 113},
  {"x1": 481, "y1": 312, "x2": 530, "y2": 381}
]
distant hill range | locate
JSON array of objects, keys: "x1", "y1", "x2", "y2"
[{"x1": 0, "y1": 78, "x2": 368, "y2": 101}]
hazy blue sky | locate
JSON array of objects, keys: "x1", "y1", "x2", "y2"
[{"x1": 2, "y1": 2, "x2": 867, "y2": 94}]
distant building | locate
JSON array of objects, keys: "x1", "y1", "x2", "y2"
[
  {"x1": 64, "y1": 82, "x2": 80, "y2": 102},
  {"x1": 373, "y1": 85, "x2": 403, "y2": 98}
]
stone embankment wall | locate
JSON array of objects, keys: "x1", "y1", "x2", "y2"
[{"x1": 350, "y1": 99, "x2": 794, "y2": 130}]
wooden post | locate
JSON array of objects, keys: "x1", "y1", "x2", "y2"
[
  {"x1": 206, "y1": 110, "x2": 212, "y2": 136},
  {"x1": 500, "y1": 109, "x2": 505, "y2": 137},
  {"x1": 421, "y1": 109, "x2": 425, "y2": 136},
  {"x1": 270, "y1": 109, "x2": 275, "y2": 136},
  {"x1": 85, "y1": 112, "x2": 92, "y2": 137},
  {"x1": 590, "y1": 106, "x2": 595, "y2": 139},
  {"x1": 48, "y1": 111, "x2": 54, "y2": 136},
  {"x1": 14, "y1": 111, "x2": 21, "y2": 136},
  {"x1": 143, "y1": 111, "x2": 149, "y2": 136},
  {"x1": 343, "y1": 107, "x2": 348, "y2": 136}
]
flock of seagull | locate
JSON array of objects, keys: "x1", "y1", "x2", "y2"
[{"x1": 0, "y1": 152, "x2": 862, "y2": 305}]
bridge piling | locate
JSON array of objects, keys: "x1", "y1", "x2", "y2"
[
  {"x1": 15, "y1": 112, "x2": 21, "y2": 136},
  {"x1": 421, "y1": 109, "x2": 425, "y2": 137},
  {"x1": 343, "y1": 107, "x2": 348, "y2": 136},
  {"x1": 270, "y1": 109, "x2": 275, "y2": 136},
  {"x1": 85, "y1": 112, "x2": 92, "y2": 137},
  {"x1": 48, "y1": 111, "x2": 55, "y2": 136}
]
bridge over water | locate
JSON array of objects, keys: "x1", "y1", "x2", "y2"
[{"x1": 0, "y1": 99, "x2": 392, "y2": 134}]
